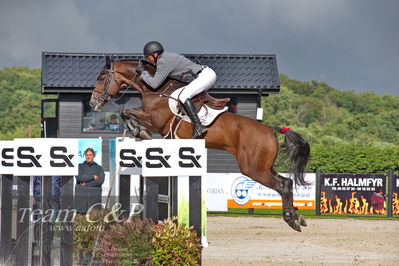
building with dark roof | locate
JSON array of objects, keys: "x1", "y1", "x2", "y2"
[{"x1": 41, "y1": 52, "x2": 280, "y2": 172}]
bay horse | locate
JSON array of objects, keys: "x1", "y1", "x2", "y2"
[{"x1": 90, "y1": 57, "x2": 310, "y2": 232}]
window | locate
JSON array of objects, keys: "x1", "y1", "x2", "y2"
[
  {"x1": 82, "y1": 101, "x2": 121, "y2": 132},
  {"x1": 82, "y1": 95, "x2": 141, "y2": 133}
]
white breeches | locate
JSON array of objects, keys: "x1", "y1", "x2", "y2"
[{"x1": 178, "y1": 67, "x2": 217, "y2": 102}]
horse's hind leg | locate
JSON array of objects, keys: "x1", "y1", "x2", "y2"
[
  {"x1": 244, "y1": 169, "x2": 303, "y2": 232},
  {"x1": 272, "y1": 173, "x2": 307, "y2": 231}
]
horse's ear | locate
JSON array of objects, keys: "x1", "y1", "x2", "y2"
[
  {"x1": 105, "y1": 55, "x2": 114, "y2": 69},
  {"x1": 105, "y1": 56, "x2": 111, "y2": 69}
]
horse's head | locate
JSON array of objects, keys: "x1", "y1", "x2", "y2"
[{"x1": 90, "y1": 56, "x2": 145, "y2": 111}]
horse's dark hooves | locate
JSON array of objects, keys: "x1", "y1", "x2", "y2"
[
  {"x1": 298, "y1": 215, "x2": 307, "y2": 227},
  {"x1": 139, "y1": 129, "x2": 152, "y2": 140},
  {"x1": 291, "y1": 220, "x2": 301, "y2": 232},
  {"x1": 283, "y1": 211, "x2": 302, "y2": 232}
]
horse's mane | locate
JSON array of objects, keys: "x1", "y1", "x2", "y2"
[{"x1": 114, "y1": 59, "x2": 157, "y2": 73}]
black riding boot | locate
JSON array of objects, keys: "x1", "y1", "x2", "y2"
[{"x1": 183, "y1": 99, "x2": 207, "y2": 138}]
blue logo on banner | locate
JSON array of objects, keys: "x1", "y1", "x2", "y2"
[{"x1": 231, "y1": 176, "x2": 256, "y2": 205}]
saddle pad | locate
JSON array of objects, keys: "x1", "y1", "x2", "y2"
[{"x1": 168, "y1": 87, "x2": 228, "y2": 126}]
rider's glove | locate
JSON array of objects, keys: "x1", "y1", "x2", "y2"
[{"x1": 136, "y1": 61, "x2": 145, "y2": 75}]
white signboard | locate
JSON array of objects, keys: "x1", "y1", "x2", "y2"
[
  {"x1": 206, "y1": 173, "x2": 229, "y2": 211},
  {"x1": 142, "y1": 139, "x2": 206, "y2": 177},
  {"x1": 0, "y1": 141, "x2": 14, "y2": 175},
  {"x1": 12, "y1": 138, "x2": 79, "y2": 176},
  {"x1": 116, "y1": 138, "x2": 145, "y2": 175},
  {"x1": 227, "y1": 173, "x2": 316, "y2": 209},
  {"x1": 116, "y1": 138, "x2": 207, "y2": 177}
]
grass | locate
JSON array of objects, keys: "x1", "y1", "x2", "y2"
[{"x1": 207, "y1": 208, "x2": 399, "y2": 220}]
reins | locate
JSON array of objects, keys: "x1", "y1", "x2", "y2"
[
  {"x1": 144, "y1": 80, "x2": 180, "y2": 102},
  {"x1": 93, "y1": 66, "x2": 132, "y2": 103}
]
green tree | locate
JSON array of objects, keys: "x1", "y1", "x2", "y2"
[{"x1": 0, "y1": 67, "x2": 42, "y2": 139}]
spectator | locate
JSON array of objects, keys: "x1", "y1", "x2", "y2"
[
  {"x1": 33, "y1": 176, "x2": 61, "y2": 223},
  {"x1": 105, "y1": 114, "x2": 120, "y2": 131},
  {"x1": 75, "y1": 148, "x2": 105, "y2": 214}
]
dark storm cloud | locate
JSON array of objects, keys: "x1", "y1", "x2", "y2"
[{"x1": 0, "y1": 0, "x2": 398, "y2": 95}]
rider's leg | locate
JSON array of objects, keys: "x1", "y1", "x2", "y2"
[
  {"x1": 183, "y1": 98, "x2": 207, "y2": 138},
  {"x1": 179, "y1": 67, "x2": 217, "y2": 138}
]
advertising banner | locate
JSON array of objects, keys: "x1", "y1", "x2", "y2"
[
  {"x1": 0, "y1": 140, "x2": 14, "y2": 175},
  {"x1": 116, "y1": 138, "x2": 145, "y2": 175},
  {"x1": 12, "y1": 138, "x2": 79, "y2": 176},
  {"x1": 393, "y1": 174, "x2": 399, "y2": 215},
  {"x1": 320, "y1": 173, "x2": 386, "y2": 215},
  {"x1": 227, "y1": 173, "x2": 315, "y2": 209},
  {"x1": 116, "y1": 138, "x2": 207, "y2": 177},
  {"x1": 206, "y1": 173, "x2": 229, "y2": 211}
]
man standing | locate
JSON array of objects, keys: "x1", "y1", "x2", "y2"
[{"x1": 74, "y1": 148, "x2": 105, "y2": 214}]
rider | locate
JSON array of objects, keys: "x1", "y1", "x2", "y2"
[{"x1": 136, "y1": 41, "x2": 217, "y2": 138}]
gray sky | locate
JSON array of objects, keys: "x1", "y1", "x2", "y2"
[{"x1": 0, "y1": 0, "x2": 398, "y2": 95}]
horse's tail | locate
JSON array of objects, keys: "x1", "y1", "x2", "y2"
[{"x1": 272, "y1": 127, "x2": 310, "y2": 186}]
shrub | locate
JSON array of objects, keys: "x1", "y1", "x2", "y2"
[
  {"x1": 308, "y1": 144, "x2": 399, "y2": 173},
  {"x1": 152, "y1": 217, "x2": 202, "y2": 266},
  {"x1": 73, "y1": 208, "x2": 116, "y2": 260},
  {"x1": 73, "y1": 212, "x2": 202, "y2": 265},
  {"x1": 97, "y1": 218, "x2": 154, "y2": 265}
]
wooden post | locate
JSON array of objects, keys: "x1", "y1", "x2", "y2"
[
  {"x1": 119, "y1": 175, "x2": 131, "y2": 218},
  {"x1": 315, "y1": 169, "x2": 321, "y2": 216},
  {"x1": 144, "y1": 177, "x2": 159, "y2": 223},
  {"x1": 40, "y1": 176, "x2": 52, "y2": 266},
  {"x1": 16, "y1": 176, "x2": 32, "y2": 266},
  {"x1": 387, "y1": 170, "x2": 393, "y2": 218},
  {"x1": 0, "y1": 174, "x2": 13, "y2": 264},
  {"x1": 189, "y1": 176, "x2": 202, "y2": 238},
  {"x1": 169, "y1": 176, "x2": 178, "y2": 217},
  {"x1": 60, "y1": 176, "x2": 74, "y2": 266},
  {"x1": 28, "y1": 125, "x2": 32, "y2": 138}
]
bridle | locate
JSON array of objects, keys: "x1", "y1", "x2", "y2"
[{"x1": 93, "y1": 63, "x2": 136, "y2": 105}]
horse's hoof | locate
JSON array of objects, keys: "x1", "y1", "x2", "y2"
[
  {"x1": 298, "y1": 215, "x2": 307, "y2": 227},
  {"x1": 291, "y1": 220, "x2": 301, "y2": 232},
  {"x1": 139, "y1": 129, "x2": 152, "y2": 140}
]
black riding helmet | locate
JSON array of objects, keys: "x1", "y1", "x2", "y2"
[{"x1": 143, "y1": 41, "x2": 164, "y2": 56}]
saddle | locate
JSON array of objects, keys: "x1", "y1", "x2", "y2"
[{"x1": 177, "y1": 91, "x2": 230, "y2": 114}]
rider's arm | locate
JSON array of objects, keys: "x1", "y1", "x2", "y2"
[
  {"x1": 86, "y1": 165, "x2": 105, "y2": 187},
  {"x1": 75, "y1": 164, "x2": 94, "y2": 183},
  {"x1": 140, "y1": 58, "x2": 173, "y2": 89}
]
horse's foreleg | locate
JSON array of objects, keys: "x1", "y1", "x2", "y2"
[
  {"x1": 121, "y1": 109, "x2": 152, "y2": 139},
  {"x1": 121, "y1": 110, "x2": 141, "y2": 137}
]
